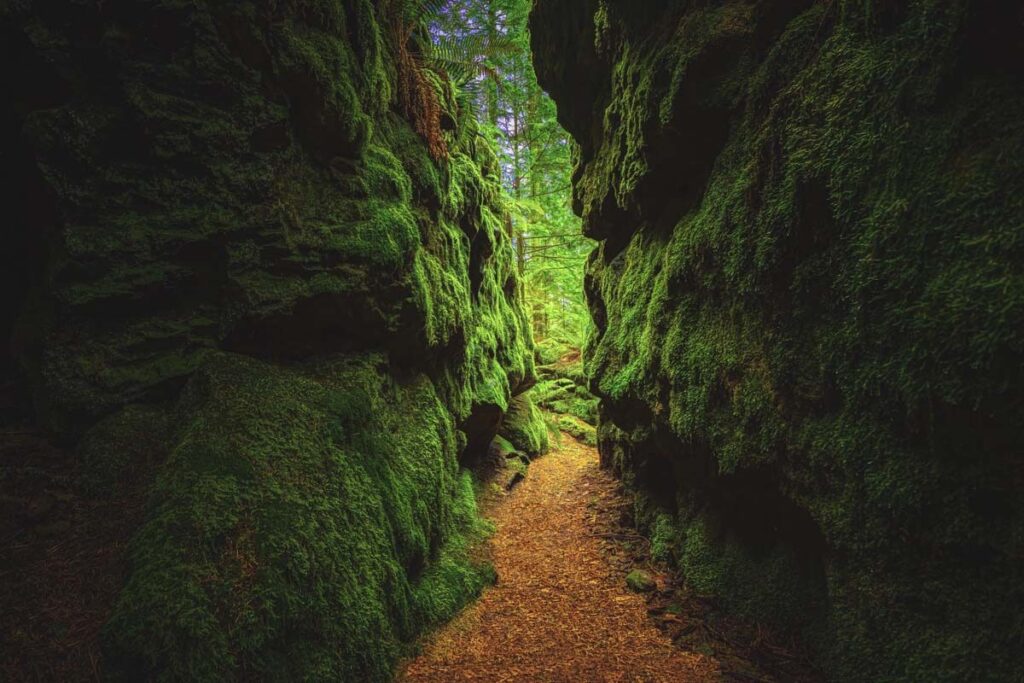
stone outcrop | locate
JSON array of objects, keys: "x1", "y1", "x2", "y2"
[
  {"x1": 532, "y1": 1, "x2": 1024, "y2": 680},
  {"x1": 532, "y1": 337, "x2": 598, "y2": 445},
  {"x1": 1, "y1": 1, "x2": 539, "y2": 679}
]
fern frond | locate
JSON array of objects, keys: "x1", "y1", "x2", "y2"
[
  {"x1": 424, "y1": 34, "x2": 521, "y2": 87},
  {"x1": 390, "y1": 1, "x2": 524, "y2": 155},
  {"x1": 400, "y1": 0, "x2": 450, "y2": 27}
]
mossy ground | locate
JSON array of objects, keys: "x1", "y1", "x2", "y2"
[{"x1": 556, "y1": 414, "x2": 597, "y2": 447}]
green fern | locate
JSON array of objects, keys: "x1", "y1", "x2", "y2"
[
  {"x1": 400, "y1": 0, "x2": 450, "y2": 28},
  {"x1": 399, "y1": 0, "x2": 522, "y2": 113},
  {"x1": 426, "y1": 33, "x2": 518, "y2": 86}
]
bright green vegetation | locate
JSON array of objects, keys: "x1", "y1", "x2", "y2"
[
  {"x1": 533, "y1": 0, "x2": 1024, "y2": 680},
  {"x1": 2, "y1": 0, "x2": 546, "y2": 679},
  {"x1": 433, "y1": 0, "x2": 597, "y2": 445},
  {"x1": 555, "y1": 414, "x2": 596, "y2": 448},
  {"x1": 490, "y1": 434, "x2": 521, "y2": 458},
  {"x1": 430, "y1": 0, "x2": 594, "y2": 348},
  {"x1": 497, "y1": 394, "x2": 549, "y2": 456},
  {"x1": 104, "y1": 353, "x2": 494, "y2": 681},
  {"x1": 532, "y1": 337, "x2": 599, "y2": 431},
  {"x1": 535, "y1": 377, "x2": 596, "y2": 424},
  {"x1": 625, "y1": 569, "x2": 656, "y2": 593}
]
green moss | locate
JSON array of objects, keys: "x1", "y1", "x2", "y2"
[
  {"x1": 76, "y1": 404, "x2": 172, "y2": 496},
  {"x1": 535, "y1": 0, "x2": 1024, "y2": 680},
  {"x1": 625, "y1": 569, "x2": 656, "y2": 593},
  {"x1": 490, "y1": 434, "x2": 520, "y2": 458},
  {"x1": 556, "y1": 414, "x2": 597, "y2": 448},
  {"x1": 508, "y1": 456, "x2": 529, "y2": 480},
  {"x1": 9, "y1": 1, "x2": 541, "y2": 678},
  {"x1": 103, "y1": 353, "x2": 494, "y2": 682},
  {"x1": 649, "y1": 512, "x2": 677, "y2": 564},
  {"x1": 275, "y1": 16, "x2": 373, "y2": 154},
  {"x1": 497, "y1": 394, "x2": 549, "y2": 457},
  {"x1": 534, "y1": 337, "x2": 575, "y2": 365},
  {"x1": 533, "y1": 343, "x2": 599, "y2": 426},
  {"x1": 678, "y1": 516, "x2": 821, "y2": 630}
]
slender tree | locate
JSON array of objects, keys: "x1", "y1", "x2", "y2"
[{"x1": 424, "y1": 0, "x2": 593, "y2": 345}]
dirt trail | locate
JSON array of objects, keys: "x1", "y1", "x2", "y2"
[{"x1": 401, "y1": 434, "x2": 721, "y2": 683}]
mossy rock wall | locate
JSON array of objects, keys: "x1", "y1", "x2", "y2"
[
  {"x1": 2, "y1": 1, "x2": 536, "y2": 679},
  {"x1": 105, "y1": 352, "x2": 496, "y2": 681},
  {"x1": 1, "y1": 0, "x2": 535, "y2": 435},
  {"x1": 532, "y1": 1, "x2": 1024, "y2": 681}
]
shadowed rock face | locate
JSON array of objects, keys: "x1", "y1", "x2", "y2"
[
  {"x1": 532, "y1": 1, "x2": 1024, "y2": 680},
  {"x1": 1, "y1": 1, "x2": 540, "y2": 679},
  {"x1": 2, "y1": 1, "x2": 537, "y2": 436}
]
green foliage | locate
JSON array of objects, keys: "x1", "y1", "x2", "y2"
[
  {"x1": 399, "y1": 0, "x2": 451, "y2": 27},
  {"x1": 431, "y1": 0, "x2": 594, "y2": 345},
  {"x1": 399, "y1": 0, "x2": 523, "y2": 139},
  {"x1": 534, "y1": 337, "x2": 574, "y2": 365},
  {"x1": 425, "y1": 33, "x2": 519, "y2": 89}
]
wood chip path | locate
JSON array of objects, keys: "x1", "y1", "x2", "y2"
[{"x1": 400, "y1": 433, "x2": 721, "y2": 683}]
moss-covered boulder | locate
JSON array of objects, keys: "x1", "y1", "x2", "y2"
[
  {"x1": 75, "y1": 404, "x2": 171, "y2": 497},
  {"x1": 105, "y1": 352, "x2": 493, "y2": 681},
  {"x1": 1, "y1": 0, "x2": 537, "y2": 678},
  {"x1": 533, "y1": 375, "x2": 599, "y2": 426},
  {"x1": 533, "y1": 1, "x2": 1024, "y2": 681},
  {"x1": 533, "y1": 340, "x2": 599, "y2": 425},
  {"x1": 556, "y1": 414, "x2": 597, "y2": 447},
  {"x1": 497, "y1": 394, "x2": 549, "y2": 457}
]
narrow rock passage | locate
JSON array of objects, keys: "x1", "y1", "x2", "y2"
[{"x1": 401, "y1": 433, "x2": 720, "y2": 682}]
